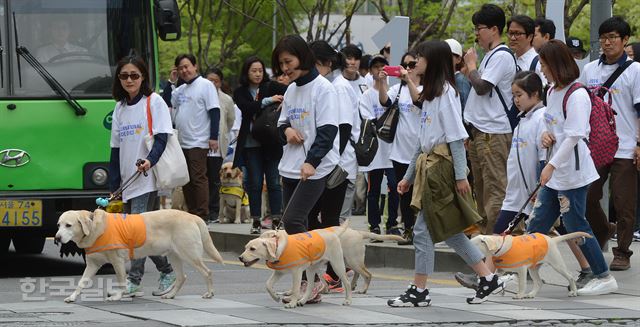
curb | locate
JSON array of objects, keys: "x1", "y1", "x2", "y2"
[{"x1": 209, "y1": 230, "x2": 473, "y2": 272}]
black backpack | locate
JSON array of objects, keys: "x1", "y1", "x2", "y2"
[
  {"x1": 351, "y1": 108, "x2": 378, "y2": 166},
  {"x1": 251, "y1": 102, "x2": 281, "y2": 146},
  {"x1": 484, "y1": 46, "x2": 521, "y2": 130}
]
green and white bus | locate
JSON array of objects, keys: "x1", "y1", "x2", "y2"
[{"x1": 0, "y1": 0, "x2": 180, "y2": 254}]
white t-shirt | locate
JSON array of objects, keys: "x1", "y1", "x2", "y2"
[
  {"x1": 347, "y1": 75, "x2": 369, "y2": 96},
  {"x1": 464, "y1": 44, "x2": 517, "y2": 134},
  {"x1": 419, "y1": 83, "x2": 468, "y2": 154},
  {"x1": 544, "y1": 86, "x2": 599, "y2": 190},
  {"x1": 502, "y1": 107, "x2": 546, "y2": 214},
  {"x1": 278, "y1": 75, "x2": 340, "y2": 180},
  {"x1": 171, "y1": 76, "x2": 220, "y2": 149},
  {"x1": 580, "y1": 58, "x2": 640, "y2": 159},
  {"x1": 517, "y1": 47, "x2": 548, "y2": 86},
  {"x1": 359, "y1": 87, "x2": 393, "y2": 171},
  {"x1": 364, "y1": 73, "x2": 374, "y2": 89},
  {"x1": 110, "y1": 93, "x2": 173, "y2": 202},
  {"x1": 388, "y1": 83, "x2": 423, "y2": 164},
  {"x1": 333, "y1": 75, "x2": 360, "y2": 180}
]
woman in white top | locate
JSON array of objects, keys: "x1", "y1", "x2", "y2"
[
  {"x1": 272, "y1": 35, "x2": 340, "y2": 235},
  {"x1": 387, "y1": 41, "x2": 503, "y2": 307},
  {"x1": 109, "y1": 55, "x2": 175, "y2": 296},
  {"x1": 534, "y1": 40, "x2": 617, "y2": 295},
  {"x1": 378, "y1": 51, "x2": 423, "y2": 243}
]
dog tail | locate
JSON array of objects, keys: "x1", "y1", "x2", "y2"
[
  {"x1": 358, "y1": 231, "x2": 405, "y2": 242},
  {"x1": 552, "y1": 231, "x2": 593, "y2": 243},
  {"x1": 196, "y1": 219, "x2": 224, "y2": 264},
  {"x1": 335, "y1": 220, "x2": 350, "y2": 237}
]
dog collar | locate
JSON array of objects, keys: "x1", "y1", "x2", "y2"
[{"x1": 493, "y1": 234, "x2": 507, "y2": 256}]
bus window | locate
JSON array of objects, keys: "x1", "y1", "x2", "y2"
[{"x1": 5, "y1": 0, "x2": 153, "y2": 99}]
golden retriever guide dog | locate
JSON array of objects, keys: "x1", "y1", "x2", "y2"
[
  {"x1": 219, "y1": 162, "x2": 251, "y2": 224},
  {"x1": 239, "y1": 225, "x2": 352, "y2": 308},
  {"x1": 55, "y1": 209, "x2": 224, "y2": 303},
  {"x1": 471, "y1": 232, "x2": 591, "y2": 299}
]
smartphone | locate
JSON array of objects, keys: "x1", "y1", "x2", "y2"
[{"x1": 383, "y1": 65, "x2": 402, "y2": 77}]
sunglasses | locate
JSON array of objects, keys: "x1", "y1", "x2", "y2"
[
  {"x1": 401, "y1": 61, "x2": 417, "y2": 69},
  {"x1": 118, "y1": 73, "x2": 141, "y2": 81}
]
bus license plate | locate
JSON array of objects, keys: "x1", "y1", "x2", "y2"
[{"x1": 0, "y1": 200, "x2": 43, "y2": 227}]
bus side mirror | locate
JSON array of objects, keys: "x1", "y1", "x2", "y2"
[{"x1": 155, "y1": 0, "x2": 181, "y2": 41}]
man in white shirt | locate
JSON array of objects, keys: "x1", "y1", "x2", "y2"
[
  {"x1": 36, "y1": 19, "x2": 87, "y2": 63},
  {"x1": 463, "y1": 4, "x2": 516, "y2": 235},
  {"x1": 507, "y1": 15, "x2": 547, "y2": 85},
  {"x1": 581, "y1": 16, "x2": 640, "y2": 271},
  {"x1": 172, "y1": 54, "x2": 221, "y2": 221}
]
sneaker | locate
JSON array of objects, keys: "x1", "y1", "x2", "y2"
[
  {"x1": 370, "y1": 226, "x2": 383, "y2": 243},
  {"x1": 454, "y1": 272, "x2": 479, "y2": 291},
  {"x1": 261, "y1": 216, "x2": 273, "y2": 229},
  {"x1": 576, "y1": 271, "x2": 595, "y2": 289},
  {"x1": 387, "y1": 284, "x2": 431, "y2": 307},
  {"x1": 271, "y1": 216, "x2": 282, "y2": 230},
  {"x1": 466, "y1": 275, "x2": 504, "y2": 304},
  {"x1": 610, "y1": 255, "x2": 630, "y2": 271},
  {"x1": 386, "y1": 226, "x2": 403, "y2": 236},
  {"x1": 152, "y1": 272, "x2": 177, "y2": 296},
  {"x1": 250, "y1": 220, "x2": 261, "y2": 234},
  {"x1": 633, "y1": 230, "x2": 640, "y2": 242},
  {"x1": 322, "y1": 273, "x2": 344, "y2": 293},
  {"x1": 123, "y1": 280, "x2": 144, "y2": 297},
  {"x1": 397, "y1": 228, "x2": 413, "y2": 246},
  {"x1": 577, "y1": 275, "x2": 618, "y2": 296},
  {"x1": 281, "y1": 280, "x2": 324, "y2": 304}
]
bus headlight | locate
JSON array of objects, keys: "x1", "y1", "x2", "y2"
[{"x1": 91, "y1": 168, "x2": 108, "y2": 186}]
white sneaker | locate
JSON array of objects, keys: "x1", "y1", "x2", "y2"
[{"x1": 577, "y1": 275, "x2": 618, "y2": 296}]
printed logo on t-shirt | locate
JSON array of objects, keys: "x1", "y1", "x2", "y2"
[
  {"x1": 511, "y1": 137, "x2": 528, "y2": 149},
  {"x1": 287, "y1": 107, "x2": 310, "y2": 123},
  {"x1": 174, "y1": 92, "x2": 189, "y2": 106},
  {"x1": 119, "y1": 122, "x2": 144, "y2": 141},
  {"x1": 373, "y1": 105, "x2": 385, "y2": 117},
  {"x1": 421, "y1": 110, "x2": 431, "y2": 125},
  {"x1": 543, "y1": 112, "x2": 557, "y2": 126},
  {"x1": 399, "y1": 102, "x2": 417, "y2": 113}
]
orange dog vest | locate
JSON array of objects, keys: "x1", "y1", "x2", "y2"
[
  {"x1": 492, "y1": 233, "x2": 548, "y2": 269},
  {"x1": 266, "y1": 230, "x2": 326, "y2": 270},
  {"x1": 85, "y1": 213, "x2": 146, "y2": 259}
]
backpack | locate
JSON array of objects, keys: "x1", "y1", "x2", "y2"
[
  {"x1": 484, "y1": 46, "x2": 521, "y2": 130},
  {"x1": 560, "y1": 60, "x2": 632, "y2": 169},
  {"x1": 351, "y1": 109, "x2": 379, "y2": 167}
]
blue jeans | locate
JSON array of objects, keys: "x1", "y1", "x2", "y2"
[
  {"x1": 527, "y1": 185, "x2": 609, "y2": 277},
  {"x1": 126, "y1": 192, "x2": 173, "y2": 284},
  {"x1": 367, "y1": 168, "x2": 399, "y2": 230},
  {"x1": 244, "y1": 147, "x2": 282, "y2": 218}
]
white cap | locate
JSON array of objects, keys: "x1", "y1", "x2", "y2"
[{"x1": 445, "y1": 39, "x2": 463, "y2": 57}]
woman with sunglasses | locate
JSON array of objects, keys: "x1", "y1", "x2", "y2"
[
  {"x1": 109, "y1": 55, "x2": 176, "y2": 297},
  {"x1": 377, "y1": 51, "x2": 422, "y2": 245}
]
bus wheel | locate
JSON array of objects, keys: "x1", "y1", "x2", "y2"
[{"x1": 12, "y1": 236, "x2": 46, "y2": 254}]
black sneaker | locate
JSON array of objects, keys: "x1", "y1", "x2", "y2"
[
  {"x1": 387, "y1": 284, "x2": 431, "y2": 307},
  {"x1": 568, "y1": 270, "x2": 595, "y2": 291},
  {"x1": 370, "y1": 226, "x2": 382, "y2": 243},
  {"x1": 397, "y1": 228, "x2": 413, "y2": 246},
  {"x1": 386, "y1": 226, "x2": 403, "y2": 236},
  {"x1": 455, "y1": 272, "x2": 479, "y2": 290},
  {"x1": 466, "y1": 275, "x2": 504, "y2": 304},
  {"x1": 250, "y1": 220, "x2": 261, "y2": 234}
]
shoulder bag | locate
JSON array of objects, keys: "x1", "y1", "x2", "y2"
[
  {"x1": 144, "y1": 96, "x2": 190, "y2": 189},
  {"x1": 376, "y1": 83, "x2": 402, "y2": 143}
]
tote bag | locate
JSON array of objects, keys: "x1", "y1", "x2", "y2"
[{"x1": 145, "y1": 96, "x2": 190, "y2": 189}]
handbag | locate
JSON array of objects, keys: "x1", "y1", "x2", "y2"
[
  {"x1": 325, "y1": 165, "x2": 349, "y2": 189},
  {"x1": 351, "y1": 106, "x2": 378, "y2": 166},
  {"x1": 376, "y1": 83, "x2": 402, "y2": 143},
  {"x1": 251, "y1": 102, "x2": 281, "y2": 146},
  {"x1": 144, "y1": 96, "x2": 190, "y2": 189}
]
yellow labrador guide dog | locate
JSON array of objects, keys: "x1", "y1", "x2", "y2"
[
  {"x1": 239, "y1": 225, "x2": 352, "y2": 308},
  {"x1": 471, "y1": 232, "x2": 591, "y2": 299},
  {"x1": 55, "y1": 209, "x2": 224, "y2": 302}
]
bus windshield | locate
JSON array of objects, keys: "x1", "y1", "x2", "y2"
[{"x1": 0, "y1": 0, "x2": 154, "y2": 98}]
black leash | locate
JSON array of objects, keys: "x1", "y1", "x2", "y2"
[{"x1": 95, "y1": 159, "x2": 147, "y2": 208}]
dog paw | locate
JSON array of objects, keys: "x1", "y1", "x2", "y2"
[
  {"x1": 106, "y1": 294, "x2": 122, "y2": 301},
  {"x1": 160, "y1": 294, "x2": 175, "y2": 300},
  {"x1": 512, "y1": 294, "x2": 526, "y2": 300},
  {"x1": 568, "y1": 290, "x2": 578, "y2": 297},
  {"x1": 234, "y1": 220, "x2": 241, "y2": 224},
  {"x1": 524, "y1": 293, "x2": 536, "y2": 299},
  {"x1": 342, "y1": 299, "x2": 352, "y2": 306},
  {"x1": 64, "y1": 295, "x2": 77, "y2": 303},
  {"x1": 355, "y1": 290, "x2": 367, "y2": 294},
  {"x1": 284, "y1": 302, "x2": 297, "y2": 309},
  {"x1": 202, "y1": 292, "x2": 214, "y2": 299}
]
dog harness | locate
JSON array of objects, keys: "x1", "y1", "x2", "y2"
[
  {"x1": 266, "y1": 230, "x2": 326, "y2": 270},
  {"x1": 85, "y1": 213, "x2": 146, "y2": 259},
  {"x1": 219, "y1": 186, "x2": 249, "y2": 206},
  {"x1": 492, "y1": 233, "x2": 549, "y2": 269}
]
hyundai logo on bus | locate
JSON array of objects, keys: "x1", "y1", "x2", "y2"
[{"x1": 0, "y1": 149, "x2": 31, "y2": 168}]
